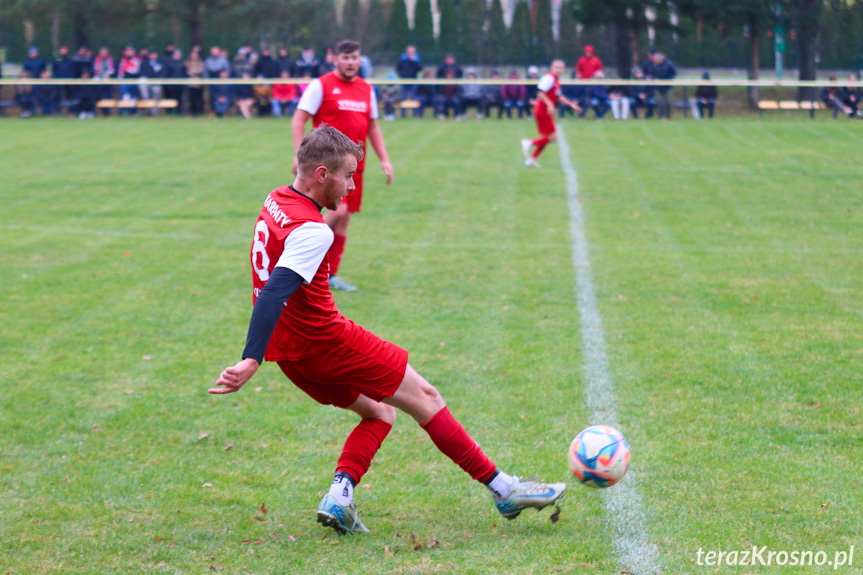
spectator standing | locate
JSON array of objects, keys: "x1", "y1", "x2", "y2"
[
  {"x1": 74, "y1": 70, "x2": 99, "y2": 119},
  {"x1": 72, "y1": 45, "x2": 93, "y2": 78},
  {"x1": 163, "y1": 49, "x2": 188, "y2": 114},
  {"x1": 117, "y1": 45, "x2": 142, "y2": 114},
  {"x1": 139, "y1": 50, "x2": 166, "y2": 113},
  {"x1": 254, "y1": 49, "x2": 282, "y2": 79},
  {"x1": 51, "y1": 46, "x2": 77, "y2": 101},
  {"x1": 575, "y1": 45, "x2": 603, "y2": 80},
  {"x1": 186, "y1": 47, "x2": 205, "y2": 116},
  {"x1": 435, "y1": 53, "x2": 463, "y2": 119},
  {"x1": 483, "y1": 69, "x2": 504, "y2": 118},
  {"x1": 460, "y1": 67, "x2": 485, "y2": 119},
  {"x1": 319, "y1": 47, "x2": 336, "y2": 76},
  {"x1": 630, "y1": 69, "x2": 655, "y2": 119},
  {"x1": 232, "y1": 47, "x2": 253, "y2": 77},
  {"x1": 92, "y1": 46, "x2": 116, "y2": 112},
  {"x1": 205, "y1": 45, "x2": 231, "y2": 78},
  {"x1": 500, "y1": 69, "x2": 526, "y2": 119},
  {"x1": 652, "y1": 53, "x2": 676, "y2": 119},
  {"x1": 291, "y1": 39, "x2": 393, "y2": 292},
  {"x1": 23, "y1": 46, "x2": 47, "y2": 79},
  {"x1": 34, "y1": 70, "x2": 59, "y2": 115},
  {"x1": 276, "y1": 48, "x2": 293, "y2": 75},
  {"x1": 15, "y1": 72, "x2": 36, "y2": 117},
  {"x1": 272, "y1": 71, "x2": 299, "y2": 117},
  {"x1": 695, "y1": 71, "x2": 718, "y2": 119},
  {"x1": 292, "y1": 47, "x2": 320, "y2": 78},
  {"x1": 396, "y1": 45, "x2": 423, "y2": 117}
]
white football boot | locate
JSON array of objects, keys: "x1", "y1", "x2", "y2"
[{"x1": 493, "y1": 477, "x2": 566, "y2": 520}]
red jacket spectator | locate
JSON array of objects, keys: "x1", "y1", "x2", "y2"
[
  {"x1": 576, "y1": 45, "x2": 603, "y2": 79},
  {"x1": 273, "y1": 82, "x2": 298, "y2": 102}
]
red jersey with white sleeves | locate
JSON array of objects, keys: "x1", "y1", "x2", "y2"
[
  {"x1": 534, "y1": 73, "x2": 560, "y2": 114},
  {"x1": 250, "y1": 185, "x2": 349, "y2": 361},
  {"x1": 297, "y1": 72, "x2": 378, "y2": 172}
]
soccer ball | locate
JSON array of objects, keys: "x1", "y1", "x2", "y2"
[{"x1": 568, "y1": 425, "x2": 630, "y2": 488}]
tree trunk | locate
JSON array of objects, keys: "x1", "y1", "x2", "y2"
[
  {"x1": 748, "y1": 17, "x2": 760, "y2": 108},
  {"x1": 615, "y1": 18, "x2": 633, "y2": 79},
  {"x1": 794, "y1": 0, "x2": 821, "y2": 101},
  {"x1": 51, "y1": 8, "x2": 61, "y2": 54},
  {"x1": 629, "y1": 19, "x2": 641, "y2": 78},
  {"x1": 73, "y1": 10, "x2": 89, "y2": 49},
  {"x1": 188, "y1": 4, "x2": 204, "y2": 49}
]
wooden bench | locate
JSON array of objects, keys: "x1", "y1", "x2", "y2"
[
  {"x1": 96, "y1": 98, "x2": 179, "y2": 114},
  {"x1": 758, "y1": 100, "x2": 822, "y2": 118}
]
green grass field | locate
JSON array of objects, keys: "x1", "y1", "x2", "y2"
[{"x1": 1, "y1": 116, "x2": 861, "y2": 574}]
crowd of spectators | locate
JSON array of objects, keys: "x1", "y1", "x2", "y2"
[{"x1": 820, "y1": 74, "x2": 862, "y2": 119}]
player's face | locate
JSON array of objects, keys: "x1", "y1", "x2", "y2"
[
  {"x1": 323, "y1": 154, "x2": 358, "y2": 211},
  {"x1": 550, "y1": 61, "x2": 565, "y2": 77},
  {"x1": 335, "y1": 50, "x2": 361, "y2": 79}
]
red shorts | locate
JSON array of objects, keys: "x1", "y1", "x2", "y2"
[
  {"x1": 344, "y1": 170, "x2": 364, "y2": 213},
  {"x1": 276, "y1": 319, "x2": 408, "y2": 408},
  {"x1": 534, "y1": 109, "x2": 556, "y2": 136}
]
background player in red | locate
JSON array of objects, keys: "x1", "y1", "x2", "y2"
[
  {"x1": 209, "y1": 126, "x2": 566, "y2": 535},
  {"x1": 521, "y1": 60, "x2": 581, "y2": 168},
  {"x1": 291, "y1": 39, "x2": 392, "y2": 292}
]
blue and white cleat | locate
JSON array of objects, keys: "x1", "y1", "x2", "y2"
[
  {"x1": 493, "y1": 477, "x2": 566, "y2": 520},
  {"x1": 316, "y1": 494, "x2": 370, "y2": 534},
  {"x1": 328, "y1": 275, "x2": 357, "y2": 292}
]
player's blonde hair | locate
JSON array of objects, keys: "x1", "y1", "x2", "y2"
[{"x1": 297, "y1": 125, "x2": 364, "y2": 175}]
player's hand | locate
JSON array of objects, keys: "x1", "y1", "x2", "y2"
[
  {"x1": 291, "y1": 156, "x2": 299, "y2": 176},
  {"x1": 571, "y1": 102, "x2": 582, "y2": 113},
  {"x1": 208, "y1": 358, "x2": 260, "y2": 394},
  {"x1": 381, "y1": 160, "x2": 394, "y2": 185}
]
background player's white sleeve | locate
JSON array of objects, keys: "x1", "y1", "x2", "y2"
[
  {"x1": 297, "y1": 79, "x2": 324, "y2": 115},
  {"x1": 370, "y1": 88, "x2": 379, "y2": 120},
  {"x1": 275, "y1": 222, "x2": 333, "y2": 284},
  {"x1": 537, "y1": 74, "x2": 555, "y2": 93}
]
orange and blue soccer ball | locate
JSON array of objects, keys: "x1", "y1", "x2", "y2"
[{"x1": 568, "y1": 425, "x2": 630, "y2": 488}]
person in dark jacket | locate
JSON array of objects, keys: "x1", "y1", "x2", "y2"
[
  {"x1": 52, "y1": 45, "x2": 77, "y2": 101},
  {"x1": 396, "y1": 45, "x2": 423, "y2": 117},
  {"x1": 34, "y1": 70, "x2": 60, "y2": 115},
  {"x1": 292, "y1": 47, "x2": 320, "y2": 78},
  {"x1": 821, "y1": 77, "x2": 851, "y2": 119},
  {"x1": 254, "y1": 49, "x2": 281, "y2": 79},
  {"x1": 139, "y1": 49, "x2": 166, "y2": 112},
  {"x1": 500, "y1": 69, "x2": 526, "y2": 119},
  {"x1": 460, "y1": 67, "x2": 484, "y2": 119},
  {"x1": 415, "y1": 70, "x2": 436, "y2": 118},
  {"x1": 483, "y1": 69, "x2": 504, "y2": 118},
  {"x1": 841, "y1": 74, "x2": 862, "y2": 118},
  {"x1": 435, "y1": 54, "x2": 463, "y2": 119},
  {"x1": 652, "y1": 53, "x2": 676, "y2": 119},
  {"x1": 73, "y1": 70, "x2": 100, "y2": 118},
  {"x1": 695, "y1": 71, "x2": 718, "y2": 119},
  {"x1": 630, "y1": 69, "x2": 655, "y2": 119},
  {"x1": 587, "y1": 71, "x2": 610, "y2": 119},
  {"x1": 276, "y1": 48, "x2": 293, "y2": 75},
  {"x1": 210, "y1": 70, "x2": 235, "y2": 117},
  {"x1": 72, "y1": 46, "x2": 93, "y2": 78},
  {"x1": 23, "y1": 46, "x2": 47, "y2": 79},
  {"x1": 524, "y1": 66, "x2": 540, "y2": 117},
  {"x1": 163, "y1": 49, "x2": 188, "y2": 114}
]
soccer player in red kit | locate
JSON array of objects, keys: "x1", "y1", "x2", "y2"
[
  {"x1": 521, "y1": 60, "x2": 581, "y2": 168},
  {"x1": 291, "y1": 39, "x2": 392, "y2": 292},
  {"x1": 210, "y1": 126, "x2": 566, "y2": 535}
]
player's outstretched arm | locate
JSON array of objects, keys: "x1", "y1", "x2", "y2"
[
  {"x1": 209, "y1": 267, "x2": 305, "y2": 395},
  {"x1": 368, "y1": 119, "x2": 393, "y2": 185}
]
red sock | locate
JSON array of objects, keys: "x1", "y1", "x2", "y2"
[
  {"x1": 328, "y1": 233, "x2": 347, "y2": 276},
  {"x1": 420, "y1": 407, "x2": 496, "y2": 483},
  {"x1": 336, "y1": 418, "x2": 392, "y2": 485},
  {"x1": 531, "y1": 136, "x2": 550, "y2": 159}
]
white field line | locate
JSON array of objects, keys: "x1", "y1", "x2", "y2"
[{"x1": 558, "y1": 127, "x2": 662, "y2": 575}]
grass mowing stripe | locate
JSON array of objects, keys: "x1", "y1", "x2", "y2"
[{"x1": 558, "y1": 127, "x2": 662, "y2": 575}]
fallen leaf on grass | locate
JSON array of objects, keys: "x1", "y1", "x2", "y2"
[
  {"x1": 426, "y1": 539, "x2": 440, "y2": 548},
  {"x1": 198, "y1": 431, "x2": 209, "y2": 441},
  {"x1": 409, "y1": 531, "x2": 424, "y2": 551},
  {"x1": 241, "y1": 539, "x2": 251, "y2": 545},
  {"x1": 259, "y1": 502, "x2": 268, "y2": 514},
  {"x1": 288, "y1": 535, "x2": 297, "y2": 542},
  {"x1": 621, "y1": 571, "x2": 635, "y2": 574},
  {"x1": 224, "y1": 443, "x2": 233, "y2": 451},
  {"x1": 385, "y1": 545, "x2": 393, "y2": 557},
  {"x1": 549, "y1": 505, "x2": 561, "y2": 524},
  {"x1": 202, "y1": 483, "x2": 213, "y2": 488},
  {"x1": 820, "y1": 502, "x2": 830, "y2": 509}
]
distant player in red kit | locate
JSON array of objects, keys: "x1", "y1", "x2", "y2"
[
  {"x1": 292, "y1": 40, "x2": 392, "y2": 292},
  {"x1": 521, "y1": 60, "x2": 581, "y2": 168},
  {"x1": 210, "y1": 126, "x2": 565, "y2": 535}
]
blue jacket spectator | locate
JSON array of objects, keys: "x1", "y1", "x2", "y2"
[
  {"x1": 23, "y1": 46, "x2": 47, "y2": 79},
  {"x1": 630, "y1": 70, "x2": 655, "y2": 119},
  {"x1": 588, "y1": 71, "x2": 610, "y2": 119},
  {"x1": 34, "y1": 71, "x2": 60, "y2": 115},
  {"x1": 292, "y1": 48, "x2": 320, "y2": 78},
  {"x1": 652, "y1": 53, "x2": 676, "y2": 118}
]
